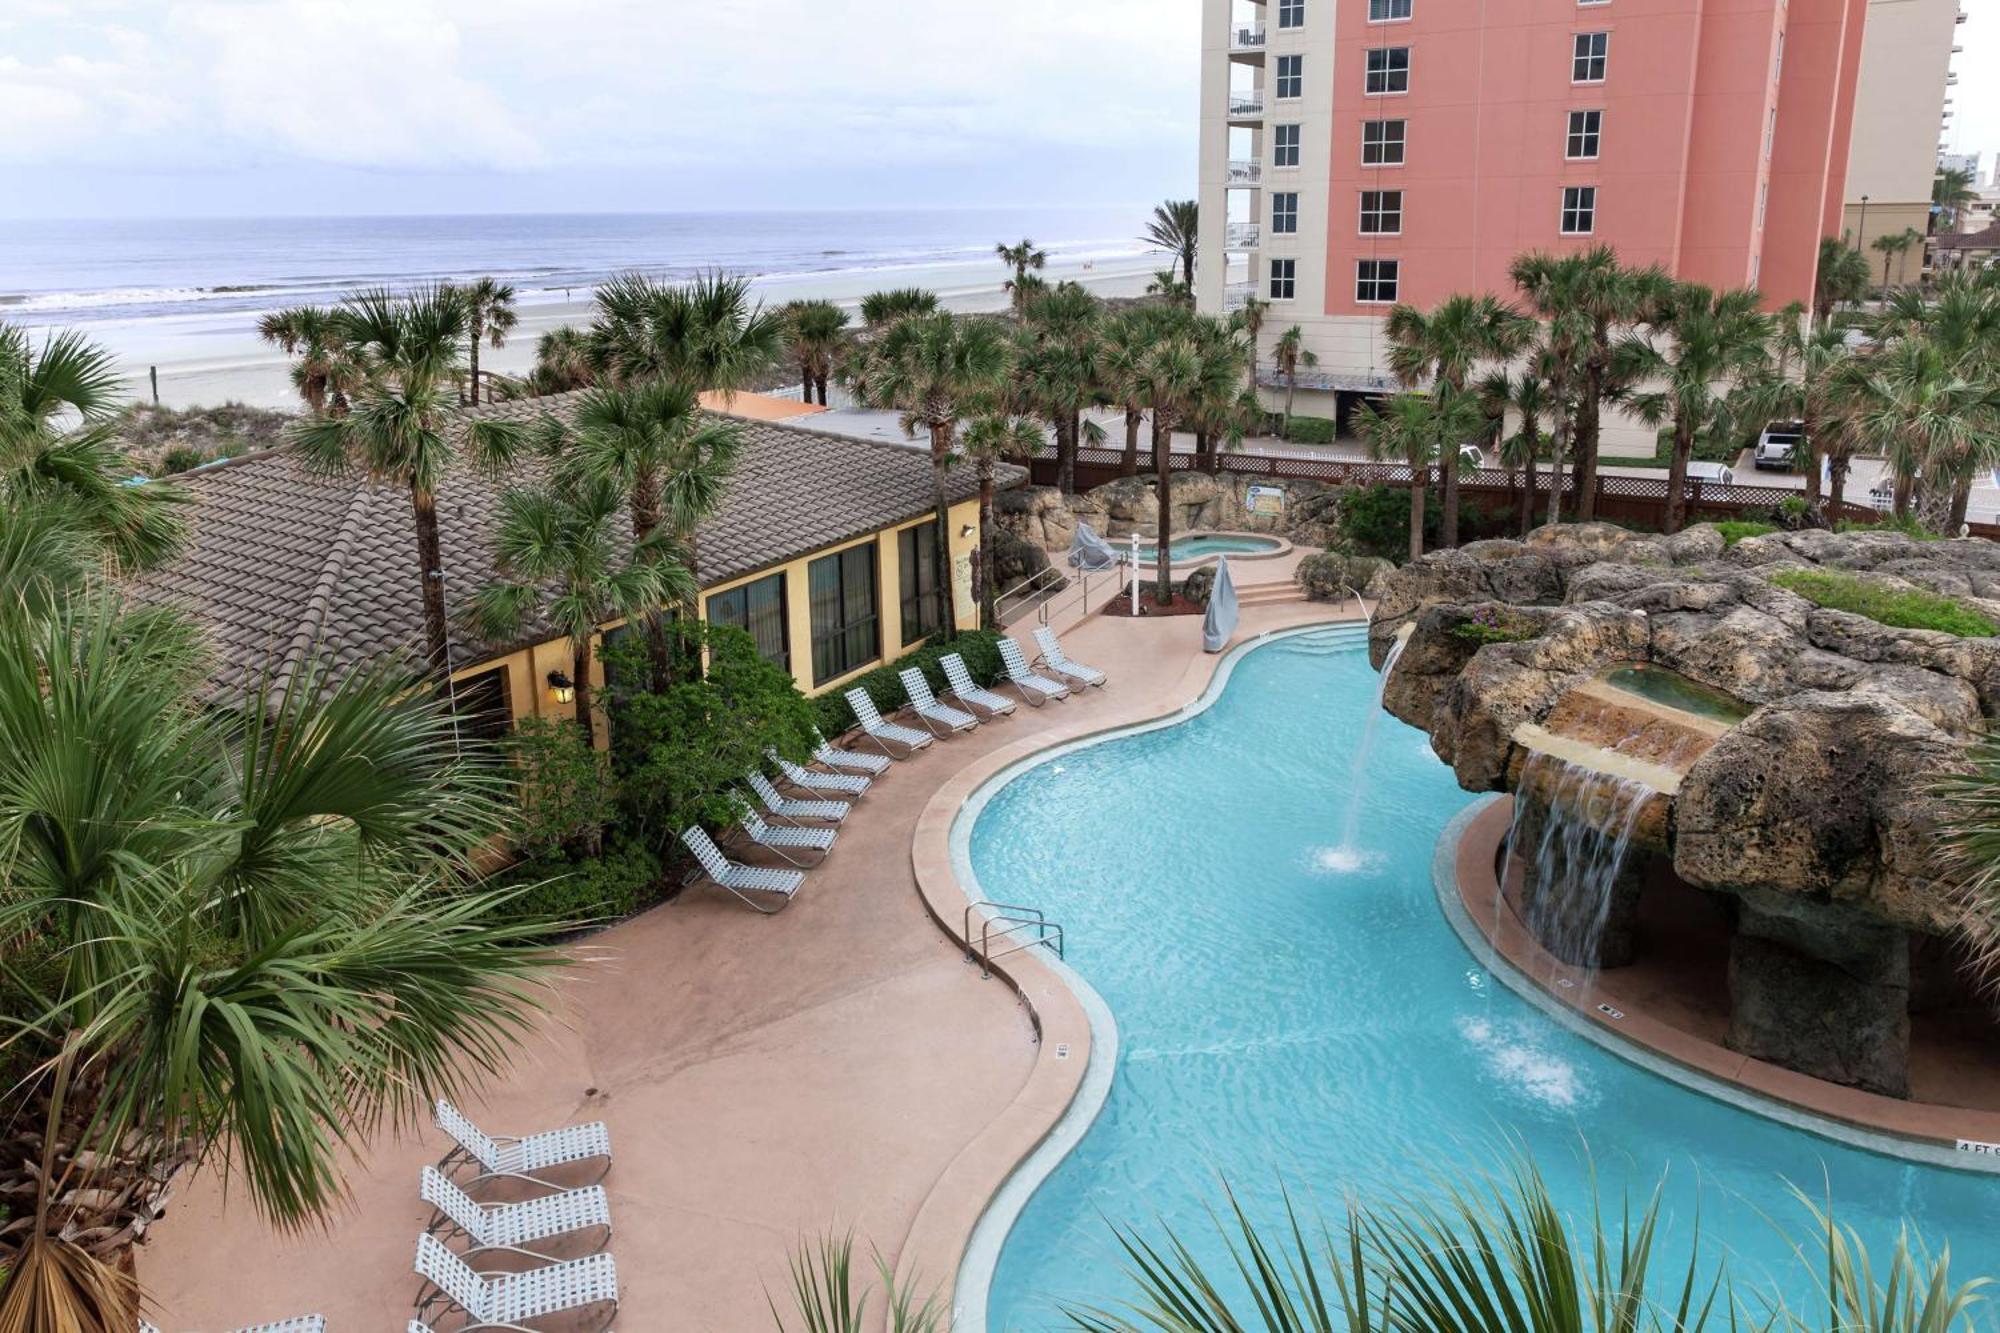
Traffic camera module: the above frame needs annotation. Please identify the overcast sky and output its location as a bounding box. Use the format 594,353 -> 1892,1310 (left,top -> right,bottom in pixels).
3,0 -> 1995,221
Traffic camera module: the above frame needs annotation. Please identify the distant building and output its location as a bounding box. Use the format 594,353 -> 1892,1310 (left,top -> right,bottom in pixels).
1842,0 -> 1962,282
1197,0 -> 1869,455
1938,151 -> 1981,180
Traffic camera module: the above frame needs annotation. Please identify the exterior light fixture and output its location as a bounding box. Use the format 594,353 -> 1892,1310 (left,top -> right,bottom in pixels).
547,670 -> 576,705
961,523 -> 976,538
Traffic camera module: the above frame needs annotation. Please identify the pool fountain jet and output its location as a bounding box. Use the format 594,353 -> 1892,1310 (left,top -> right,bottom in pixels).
1329,626 -> 1413,866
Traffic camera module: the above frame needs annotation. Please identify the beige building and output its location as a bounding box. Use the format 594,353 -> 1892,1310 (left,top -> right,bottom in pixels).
1843,0 -> 1963,286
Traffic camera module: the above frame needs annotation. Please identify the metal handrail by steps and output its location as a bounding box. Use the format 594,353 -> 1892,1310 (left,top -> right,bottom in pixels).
963,901 -> 1066,979
994,565 -> 1065,624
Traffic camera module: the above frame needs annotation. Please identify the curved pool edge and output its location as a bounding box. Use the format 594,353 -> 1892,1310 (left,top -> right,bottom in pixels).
1135,529 -> 1297,568
1433,798 -> 2000,1177
899,618 -> 1367,1331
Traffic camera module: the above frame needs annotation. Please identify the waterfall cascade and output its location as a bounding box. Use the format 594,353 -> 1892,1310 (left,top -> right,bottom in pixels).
1501,752 -> 1655,970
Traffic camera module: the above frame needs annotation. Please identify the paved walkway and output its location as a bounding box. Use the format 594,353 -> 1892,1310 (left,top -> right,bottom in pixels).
138,558 -> 1340,1332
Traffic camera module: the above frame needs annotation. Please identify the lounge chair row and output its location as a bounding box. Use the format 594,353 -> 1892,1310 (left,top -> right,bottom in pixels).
679,631 -> 1106,913
412,1100 -> 619,1333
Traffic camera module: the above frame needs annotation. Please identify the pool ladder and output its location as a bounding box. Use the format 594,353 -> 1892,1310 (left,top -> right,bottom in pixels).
963,901 -> 1066,979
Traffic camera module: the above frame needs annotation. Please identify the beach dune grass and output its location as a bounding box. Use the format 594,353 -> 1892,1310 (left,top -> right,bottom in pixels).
1771,568 -> 1998,638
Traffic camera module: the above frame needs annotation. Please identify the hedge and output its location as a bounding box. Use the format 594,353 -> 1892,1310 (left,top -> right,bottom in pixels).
1284,415 -> 1338,444
486,836 -> 666,929
812,628 -> 1010,737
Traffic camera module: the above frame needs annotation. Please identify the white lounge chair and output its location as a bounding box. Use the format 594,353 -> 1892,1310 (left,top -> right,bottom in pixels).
144,1322 -> 325,1333
681,826 -> 803,913
745,770 -> 850,824
845,688 -> 934,756
414,1233 -> 618,1333
997,638 -> 1070,706
768,747 -> 871,798
813,727 -> 891,776
737,807 -> 837,866
1034,627 -> 1107,688
941,652 -> 1016,718
421,1165 -> 612,1263
899,669 -> 978,736
434,1099 -> 611,1194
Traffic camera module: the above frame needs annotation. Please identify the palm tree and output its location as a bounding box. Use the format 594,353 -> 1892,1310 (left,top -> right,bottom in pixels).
529,325 -> 597,395
474,474 -> 697,754
1359,392 -> 1482,561
1020,282 -> 1104,495
1098,309 -> 1160,478
1480,356 -> 1554,536
859,287 -> 941,329
588,270 -> 782,393
1622,282 -> 1775,533
1873,272 -> 2000,523
292,285 -> 520,673
460,277 -> 519,406
997,238 -> 1050,314
1872,228 -> 1926,291
1747,319 -> 1862,507
562,379 -> 744,566
851,313 -> 1015,638
1233,294 -> 1270,390
1268,325 -> 1317,440
1385,294 -> 1534,544
0,323 -> 187,571
1128,316 -> 1242,604
781,299 -> 850,405
1143,200 -> 1200,291
1847,336 -> 2000,532
960,415 -> 1045,626
0,591 -> 558,1327
1145,268 -> 1194,307
1934,167 -> 1978,232
1815,236 -> 1871,323
1510,252 -> 1596,525
257,305 -> 361,415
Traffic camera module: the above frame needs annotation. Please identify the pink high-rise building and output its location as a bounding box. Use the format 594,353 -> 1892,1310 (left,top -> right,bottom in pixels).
1197,0 -> 1872,450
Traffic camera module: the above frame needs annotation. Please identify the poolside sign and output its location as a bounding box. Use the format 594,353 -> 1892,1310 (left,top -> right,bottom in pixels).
1957,1138 -> 2000,1155
1247,485 -> 1285,516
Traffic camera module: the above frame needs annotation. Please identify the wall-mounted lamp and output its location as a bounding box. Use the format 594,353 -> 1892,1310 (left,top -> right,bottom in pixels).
960,523 -> 976,538
547,670 -> 576,706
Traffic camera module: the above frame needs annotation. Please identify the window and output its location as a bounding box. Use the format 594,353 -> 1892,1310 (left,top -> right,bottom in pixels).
1765,106 -> 1777,157
1561,185 -> 1597,234
1274,124 -> 1302,168
1362,118 -> 1407,165
1757,180 -> 1768,228
1355,259 -> 1399,303
1572,32 -> 1608,82
1565,109 -> 1601,159
808,543 -> 879,685
898,520 -> 945,645
450,667 -> 513,747
1276,54 -> 1304,99
1269,258 -> 1298,300
1368,0 -> 1412,18
1272,192 -> 1300,234
1359,189 -> 1403,234
706,571 -> 789,670
1278,0 -> 1305,28
1365,47 -> 1410,94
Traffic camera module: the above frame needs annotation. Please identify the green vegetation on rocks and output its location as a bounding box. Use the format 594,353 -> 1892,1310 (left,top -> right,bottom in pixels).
1714,520 -> 1779,547
1770,568 -> 1997,638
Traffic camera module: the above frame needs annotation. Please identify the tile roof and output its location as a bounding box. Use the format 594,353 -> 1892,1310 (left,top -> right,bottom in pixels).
1933,223 -> 2000,251
134,392 -> 1023,694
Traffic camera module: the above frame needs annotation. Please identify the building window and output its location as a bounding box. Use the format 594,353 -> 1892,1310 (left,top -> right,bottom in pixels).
1272,192 -> 1300,234
1356,259 -> 1399,303
898,520 -> 945,646
1368,0 -> 1412,19
1278,0 -> 1305,28
1757,180 -> 1768,228
1565,109 -> 1601,160
1276,54 -> 1304,99
450,667 -> 514,747
1274,123 -> 1302,168
1561,185 -> 1597,235
1359,189 -> 1403,234
1270,258 -> 1298,300
1572,32 -> 1608,83
1362,118 -> 1407,165
1765,106 -> 1777,157
808,543 -> 880,685
1365,47 -> 1410,95
706,571 -> 789,670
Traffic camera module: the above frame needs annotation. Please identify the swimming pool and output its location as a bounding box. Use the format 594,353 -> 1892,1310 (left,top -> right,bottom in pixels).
968,626 -> 1996,1329
1133,534 -> 1284,563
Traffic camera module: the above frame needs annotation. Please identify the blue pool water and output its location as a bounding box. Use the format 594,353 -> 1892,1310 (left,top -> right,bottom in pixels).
971,627 -> 1997,1330
1134,535 -> 1283,562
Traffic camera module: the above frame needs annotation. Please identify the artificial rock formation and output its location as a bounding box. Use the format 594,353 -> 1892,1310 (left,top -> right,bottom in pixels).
995,474 -> 1348,553
1372,524 -> 2000,1098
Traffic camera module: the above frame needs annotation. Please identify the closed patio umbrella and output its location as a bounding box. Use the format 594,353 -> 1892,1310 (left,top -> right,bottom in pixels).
1203,556 -> 1238,653
1069,522 -> 1121,571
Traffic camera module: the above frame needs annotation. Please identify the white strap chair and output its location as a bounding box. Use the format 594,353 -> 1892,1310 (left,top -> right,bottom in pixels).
414,1233 -> 617,1333
745,770 -> 850,824
844,689 -> 934,756
434,1099 -> 611,1194
681,826 -> 804,913
1034,626 -> 1107,687
997,638 -> 1071,705
767,747 -> 872,797
421,1165 -> 612,1263
941,652 -> 1017,717
899,669 -> 978,736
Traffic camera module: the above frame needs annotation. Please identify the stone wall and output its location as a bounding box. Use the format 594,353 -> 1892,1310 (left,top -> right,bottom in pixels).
995,473 -> 1349,554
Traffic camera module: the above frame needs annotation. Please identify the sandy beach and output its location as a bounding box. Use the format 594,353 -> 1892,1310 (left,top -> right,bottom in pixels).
66,251 -> 1162,411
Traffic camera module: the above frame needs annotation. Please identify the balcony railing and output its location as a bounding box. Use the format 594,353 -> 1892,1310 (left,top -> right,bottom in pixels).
1224,283 -> 1258,311
1227,92 -> 1266,119
1254,365 -> 1402,395
1229,19 -> 1267,50
1225,159 -> 1262,185
1226,222 -> 1262,250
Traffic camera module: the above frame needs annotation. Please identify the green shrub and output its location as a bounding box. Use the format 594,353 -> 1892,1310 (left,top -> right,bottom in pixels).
509,717 -> 618,860
810,629 -> 1008,737
489,836 -> 664,928
1336,484 -> 1439,563
1714,520 -> 1779,548
1450,605 -> 1541,646
1770,569 -> 1997,637
1836,512 -> 1944,542
157,444 -> 208,475
1283,415 -> 1337,444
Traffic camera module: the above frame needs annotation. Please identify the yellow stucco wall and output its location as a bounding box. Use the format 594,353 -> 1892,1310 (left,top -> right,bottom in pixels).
449,498 -> 986,733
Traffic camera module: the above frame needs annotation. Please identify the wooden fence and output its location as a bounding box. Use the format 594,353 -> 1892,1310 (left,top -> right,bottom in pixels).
1026,447 -> 2000,540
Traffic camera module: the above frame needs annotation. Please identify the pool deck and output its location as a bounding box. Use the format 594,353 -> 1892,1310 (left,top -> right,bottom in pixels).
1454,798 -> 2000,1157
138,553 -> 1352,1331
